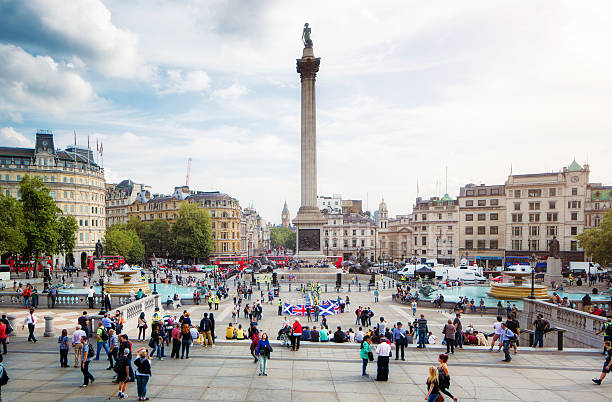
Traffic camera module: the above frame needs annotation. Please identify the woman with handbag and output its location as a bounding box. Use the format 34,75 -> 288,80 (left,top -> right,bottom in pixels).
256,332 -> 272,376
359,335 -> 373,377
137,313 -> 147,341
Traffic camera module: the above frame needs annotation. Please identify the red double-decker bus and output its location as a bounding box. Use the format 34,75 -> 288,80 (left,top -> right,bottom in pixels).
328,256 -> 343,269
268,255 -> 291,268
210,256 -> 248,270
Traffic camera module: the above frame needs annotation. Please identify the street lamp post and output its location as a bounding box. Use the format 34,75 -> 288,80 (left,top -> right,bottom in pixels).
529,253 -> 537,299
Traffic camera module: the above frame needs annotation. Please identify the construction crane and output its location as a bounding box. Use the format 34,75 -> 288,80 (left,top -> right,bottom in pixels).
185,157 -> 192,187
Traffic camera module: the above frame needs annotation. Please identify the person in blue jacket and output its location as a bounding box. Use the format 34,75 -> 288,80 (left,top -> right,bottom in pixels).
256,332 -> 272,376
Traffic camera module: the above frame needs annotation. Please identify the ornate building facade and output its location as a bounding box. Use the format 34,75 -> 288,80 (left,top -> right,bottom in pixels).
105,179 -> 151,227
0,130 -> 106,268
281,201 -> 291,228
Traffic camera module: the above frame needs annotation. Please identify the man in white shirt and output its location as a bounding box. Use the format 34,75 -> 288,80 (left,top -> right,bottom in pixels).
375,338 -> 392,381
22,308 -> 37,342
72,325 -> 87,367
490,316 -> 504,352
87,286 -> 95,309
355,327 -> 365,343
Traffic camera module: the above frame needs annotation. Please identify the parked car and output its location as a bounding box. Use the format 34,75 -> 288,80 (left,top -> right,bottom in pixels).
63,265 -> 81,273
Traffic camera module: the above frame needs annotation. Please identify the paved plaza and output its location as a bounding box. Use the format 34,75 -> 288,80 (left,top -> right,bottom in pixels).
1,283 -> 610,401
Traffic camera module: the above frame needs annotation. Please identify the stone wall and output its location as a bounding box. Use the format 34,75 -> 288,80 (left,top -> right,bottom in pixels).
518,298 -> 606,348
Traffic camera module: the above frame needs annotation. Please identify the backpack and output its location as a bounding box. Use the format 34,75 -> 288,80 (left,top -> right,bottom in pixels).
114,355 -> 127,374
100,328 -> 109,341
437,368 -> 450,389
87,343 -> 94,358
605,323 -> 612,337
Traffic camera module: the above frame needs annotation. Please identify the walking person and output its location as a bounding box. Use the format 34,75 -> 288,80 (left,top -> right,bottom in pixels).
72,325 -> 86,368
592,340 -> 612,385
95,321 -> 110,360
443,319 -> 456,354
375,337 -> 391,381
80,336 -> 95,388
412,300 -> 417,316
256,332 -> 272,376
291,318 -> 302,351
360,335 -> 372,377
58,329 -> 70,367
393,322 -> 406,361
108,329 -> 119,370
250,328 -> 260,363
87,286 -> 95,309
500,322 -> 516,362
110,349 -> 130,399
489,316 -> 504,352
595,316 -> 612,354
438,354 -> 458,402
425,366 -> 441,402
453,313 -> 463,349
134,348 -> 152,401
22,308 -> 37,342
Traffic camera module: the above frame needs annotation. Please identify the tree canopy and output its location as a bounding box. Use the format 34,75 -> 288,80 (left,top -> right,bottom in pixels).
103,225 -> 145,265
0,191 -> 26,256
168,202 -> 214,263
578,209 -> 612,266
270,227 -> 296,251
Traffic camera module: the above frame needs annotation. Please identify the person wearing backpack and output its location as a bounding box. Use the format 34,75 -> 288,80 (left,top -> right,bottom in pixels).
95,321 -> 110,360
110,349 -> 130,399
596,316 -> 612,355
80,335 -> 95,387
438,353 -> 458,402
58,329 -> 70,367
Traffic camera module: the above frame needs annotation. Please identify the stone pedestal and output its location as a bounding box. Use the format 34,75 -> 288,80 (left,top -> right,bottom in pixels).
43,316 -> 55,337
544,257 -> 563,286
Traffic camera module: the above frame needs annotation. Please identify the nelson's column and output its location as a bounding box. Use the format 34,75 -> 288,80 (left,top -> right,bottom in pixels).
293,23 -> 326,259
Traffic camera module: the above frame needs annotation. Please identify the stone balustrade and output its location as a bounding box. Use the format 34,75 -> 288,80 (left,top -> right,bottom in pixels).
0,291 -> 139,309
519,298 -> 606,348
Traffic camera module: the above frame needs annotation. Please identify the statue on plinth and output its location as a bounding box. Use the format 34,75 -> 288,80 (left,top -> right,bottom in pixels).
302,23 -> 313,48
95,240 -> 104,258
548,236 -> 560,259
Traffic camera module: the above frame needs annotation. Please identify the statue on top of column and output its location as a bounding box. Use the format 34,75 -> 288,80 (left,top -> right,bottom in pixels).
302,23 -> 313,48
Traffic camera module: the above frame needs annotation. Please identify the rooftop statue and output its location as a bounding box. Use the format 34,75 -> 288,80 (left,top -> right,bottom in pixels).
302,23 -> 313,48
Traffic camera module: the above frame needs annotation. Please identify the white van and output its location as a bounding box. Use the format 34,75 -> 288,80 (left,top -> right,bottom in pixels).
569,261 -> 601,275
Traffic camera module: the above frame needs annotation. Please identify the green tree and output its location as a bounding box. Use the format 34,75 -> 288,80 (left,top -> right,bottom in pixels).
0,191 -> 26,256
103,225 -> 145,265
578,209 -> 612,266
125,216 -> 147,239
169,203 -> 214,263
270,227 -> 296,251
144,219 -> 170,258
20,176 -> 61,276
57,215 -> 78,256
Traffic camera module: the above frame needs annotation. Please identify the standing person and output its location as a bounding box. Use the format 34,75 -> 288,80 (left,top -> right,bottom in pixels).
411,300 -> 417,316
500,322 -> 516,362
87,286 -> 95,309
595,316 -> 612,354
277,299 -> 282,316
373,289 -> 379,303
134,348 -> 152,401
291,318 -> 302,351
250,329 -> 260,363
72,325 -> 86,368
78,311 -> 90,338
393,322 -> 406,361
453,313 -> 463,349
95,321 -> 110,360
438,354 -> 458,402
360,335 -> 372,377
137,313 -> 147,341
416,314 -> 428,349
425,366 -> 440,402
375,337 -> 391,381
443,319 -> 456,354
256,332 -> 272,376
22,308 -> 37,342
489,316 -> 504,352
505,313 -> 521,355
593,340 -> 612,385
58,329 -> 70,367
532,314 -> 549,348
199,313 -> 213,348
108,329 -> 119,370
170,324 -> 181,359
0,318 -> 7,355
180,324 -> 192,359
80,336 -> 95,388
209,312 -> 216,343
49,287 -> 58,309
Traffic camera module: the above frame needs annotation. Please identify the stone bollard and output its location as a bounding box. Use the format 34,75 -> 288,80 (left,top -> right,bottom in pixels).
325,283 -> 328,293
348,283 -> 351,292
44,316 -> 55,337
7,315 -> 16,337
289,283 -> 292,292
383,282 -> 386,289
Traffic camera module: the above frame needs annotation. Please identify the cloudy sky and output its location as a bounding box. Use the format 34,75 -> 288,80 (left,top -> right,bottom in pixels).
1,0 -> 611,224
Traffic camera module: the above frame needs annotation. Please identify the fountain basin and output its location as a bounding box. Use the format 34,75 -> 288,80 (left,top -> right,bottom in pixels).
487,283 -> 549,300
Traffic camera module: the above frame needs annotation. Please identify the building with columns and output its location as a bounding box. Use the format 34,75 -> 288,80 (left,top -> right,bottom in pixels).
503,161 -> 588,266
322,211 -> 376,261
457,183 -> 506,269
0,130 -> 106,269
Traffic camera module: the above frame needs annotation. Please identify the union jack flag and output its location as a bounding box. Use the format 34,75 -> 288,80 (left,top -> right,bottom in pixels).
283,303 -> 307,316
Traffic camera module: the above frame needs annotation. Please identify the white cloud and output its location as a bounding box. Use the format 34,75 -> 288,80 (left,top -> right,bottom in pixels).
0,127 -> 33,147
0,0 -> 145,78
153,69 -> 211,95
212,83 -> 248,100
0,44 -> 94,115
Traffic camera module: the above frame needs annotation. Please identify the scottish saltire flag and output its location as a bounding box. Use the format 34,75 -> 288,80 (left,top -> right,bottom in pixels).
319,302 -> 340,316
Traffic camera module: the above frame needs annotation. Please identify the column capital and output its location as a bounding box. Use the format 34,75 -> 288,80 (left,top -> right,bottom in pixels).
296,57 -> 321,80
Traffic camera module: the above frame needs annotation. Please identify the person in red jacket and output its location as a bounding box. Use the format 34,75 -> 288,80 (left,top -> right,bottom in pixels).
291,318 -> 302,351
